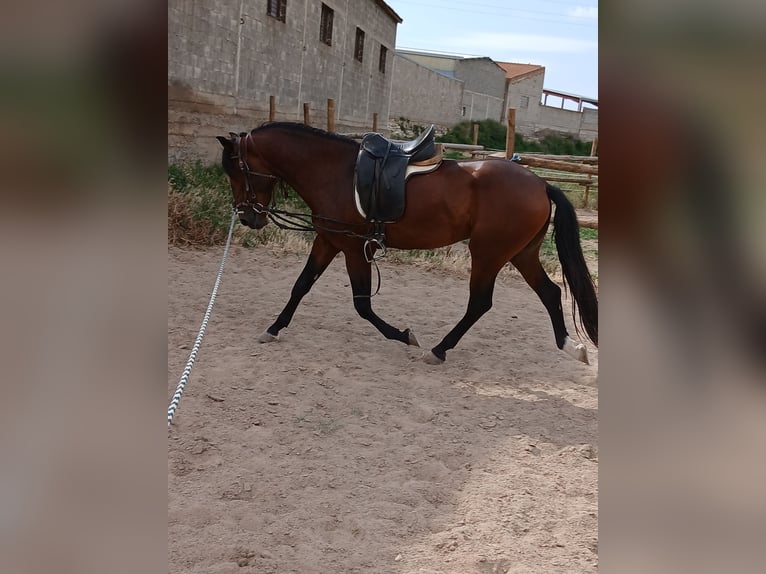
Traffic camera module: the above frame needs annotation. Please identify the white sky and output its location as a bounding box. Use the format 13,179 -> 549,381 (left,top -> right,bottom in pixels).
384,0 -> 598,100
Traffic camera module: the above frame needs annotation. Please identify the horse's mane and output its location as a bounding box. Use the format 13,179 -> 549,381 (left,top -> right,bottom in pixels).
252,121 -> 359,146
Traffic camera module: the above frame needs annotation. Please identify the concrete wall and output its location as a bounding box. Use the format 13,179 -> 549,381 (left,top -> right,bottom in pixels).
462,91 -> 504,122
454,58 -> 506,121
454,58 -> 506,100
388,54 -> 463,130
503,70 -> 545,137
395,52 -> 459,77
579,108 -> 599,141
500,69 -> 598,142
168,0 -> 398,162
392,53 -> 507,123
531,105 -> 599,142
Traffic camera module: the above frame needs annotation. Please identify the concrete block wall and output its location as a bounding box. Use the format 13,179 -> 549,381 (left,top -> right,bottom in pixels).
504,71 -> 546,137
396,52 -> 459,76
336,0 -> 398,126
455,58 -> 506,100
533,105 -> 599,142
579,108 -> 599,141
463,90 -> 504,122
168,2 -> 598,161
169,0 -> 398,162
388,54 -> 463,130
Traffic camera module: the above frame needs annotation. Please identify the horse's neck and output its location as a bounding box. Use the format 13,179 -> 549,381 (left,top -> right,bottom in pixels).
264,133 -> 353,209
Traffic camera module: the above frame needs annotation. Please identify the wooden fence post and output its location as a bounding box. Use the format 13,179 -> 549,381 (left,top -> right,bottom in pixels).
269,95 -> 275,121
327,98 -> 335,132
303,103 -> 310,126
472,123 -> 479,146
590,136 -> 598,156
505,108 -> 516,159
372,112 -> 378,132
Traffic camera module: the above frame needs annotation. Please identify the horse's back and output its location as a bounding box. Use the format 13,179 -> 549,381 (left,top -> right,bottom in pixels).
388,159 -> 550,250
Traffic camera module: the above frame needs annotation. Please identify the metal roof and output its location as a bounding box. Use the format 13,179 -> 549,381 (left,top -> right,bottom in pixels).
542,88 -> 598,107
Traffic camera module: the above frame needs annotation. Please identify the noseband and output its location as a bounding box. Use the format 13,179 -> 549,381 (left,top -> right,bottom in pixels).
229,131 -> 278,215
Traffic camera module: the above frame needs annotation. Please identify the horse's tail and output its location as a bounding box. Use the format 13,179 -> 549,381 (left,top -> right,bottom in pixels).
546,183 -> 598,346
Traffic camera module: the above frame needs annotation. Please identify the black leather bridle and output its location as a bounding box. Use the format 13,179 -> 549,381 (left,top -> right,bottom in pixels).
228,131 -> 278,215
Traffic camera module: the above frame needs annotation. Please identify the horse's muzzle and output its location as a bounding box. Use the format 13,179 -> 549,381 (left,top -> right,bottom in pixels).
239,211 -> 268,229
238,208 -> 268,229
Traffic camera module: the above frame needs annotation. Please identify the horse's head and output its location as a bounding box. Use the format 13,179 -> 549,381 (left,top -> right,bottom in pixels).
216,132 -> 277,229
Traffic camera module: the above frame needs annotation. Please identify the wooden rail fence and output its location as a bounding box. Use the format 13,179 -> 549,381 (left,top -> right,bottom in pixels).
262,98 -> 598,222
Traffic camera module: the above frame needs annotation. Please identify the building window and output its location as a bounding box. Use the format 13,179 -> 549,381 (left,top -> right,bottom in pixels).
267,0 -> 286,22
462,106 -> 466,117
354,27 -> 365,62
378,45 -> 388,73
320,3 -> 334,46
520,95 -> 529,108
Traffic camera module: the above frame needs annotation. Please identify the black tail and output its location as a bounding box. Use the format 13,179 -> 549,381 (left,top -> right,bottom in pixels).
546,184 -> 598,346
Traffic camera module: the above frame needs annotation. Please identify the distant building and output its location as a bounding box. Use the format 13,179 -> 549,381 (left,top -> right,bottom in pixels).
389,48 -> 597,142
496,62 -> 546,128
394,49 -> 506,123
168,3 -> 597,160
388,52 -> 464,131
168,0 -> 402,161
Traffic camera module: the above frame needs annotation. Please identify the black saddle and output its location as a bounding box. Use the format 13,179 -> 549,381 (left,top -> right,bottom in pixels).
354,125 -> 437,222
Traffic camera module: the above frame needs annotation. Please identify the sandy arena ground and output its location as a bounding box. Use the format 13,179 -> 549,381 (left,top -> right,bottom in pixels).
168,244 -> 598,573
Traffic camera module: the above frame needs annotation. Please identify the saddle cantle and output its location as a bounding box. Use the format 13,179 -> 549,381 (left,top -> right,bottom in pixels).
354,125 -> 443,222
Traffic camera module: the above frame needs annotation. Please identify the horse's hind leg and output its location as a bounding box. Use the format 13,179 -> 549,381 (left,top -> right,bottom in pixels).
344,249 -> 419,346
426,252 -> 507,364
259,234 -> 339,342
511,245 -> 589,364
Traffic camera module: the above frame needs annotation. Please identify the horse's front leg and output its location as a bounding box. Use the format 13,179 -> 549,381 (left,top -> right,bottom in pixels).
258,234 -> 340,342
344,249 -> 420,347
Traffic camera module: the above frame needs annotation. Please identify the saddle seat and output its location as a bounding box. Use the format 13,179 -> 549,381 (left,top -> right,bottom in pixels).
354,125 -> 443,222
397,125 -> 437,160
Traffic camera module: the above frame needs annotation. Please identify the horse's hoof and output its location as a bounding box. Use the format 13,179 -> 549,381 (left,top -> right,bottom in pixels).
422,351 -> 445,365
563,336 -> 589,364
257,331 -> 279,344
406,328 -> 420,347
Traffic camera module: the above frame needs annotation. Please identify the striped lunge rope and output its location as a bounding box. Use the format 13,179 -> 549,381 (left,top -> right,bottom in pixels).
168,209 -> 237,429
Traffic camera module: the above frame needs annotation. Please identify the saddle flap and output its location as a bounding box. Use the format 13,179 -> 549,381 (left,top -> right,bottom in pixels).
354,125 -> 440,223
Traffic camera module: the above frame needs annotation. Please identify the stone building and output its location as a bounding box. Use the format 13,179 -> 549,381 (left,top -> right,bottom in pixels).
168,3 -> 597,160
168,0 -> 402,161
393,49 -> 507,123
389,49 -> 598,142
387,53 -> 464,132
497,62 -> 546,136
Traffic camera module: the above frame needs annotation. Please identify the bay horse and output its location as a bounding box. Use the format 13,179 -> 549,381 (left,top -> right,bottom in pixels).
216,122 -> 597,364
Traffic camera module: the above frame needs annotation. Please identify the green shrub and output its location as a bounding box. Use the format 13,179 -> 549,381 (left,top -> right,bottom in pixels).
438,119 -> 508,150
517,134 -> 593,156
437,119 -> 594,155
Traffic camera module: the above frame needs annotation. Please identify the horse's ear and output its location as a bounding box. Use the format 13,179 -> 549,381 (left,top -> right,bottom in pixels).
216,135 -> 232,150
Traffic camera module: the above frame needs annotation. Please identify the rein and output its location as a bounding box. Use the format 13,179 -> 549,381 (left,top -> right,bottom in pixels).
264,206 -> 383,298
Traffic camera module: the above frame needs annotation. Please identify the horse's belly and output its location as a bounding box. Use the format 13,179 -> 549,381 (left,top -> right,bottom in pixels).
385,214 -> 470,250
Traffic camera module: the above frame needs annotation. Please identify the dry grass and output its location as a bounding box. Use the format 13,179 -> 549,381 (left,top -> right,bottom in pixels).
167,184 -> 229,246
